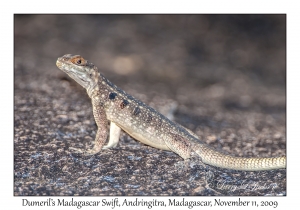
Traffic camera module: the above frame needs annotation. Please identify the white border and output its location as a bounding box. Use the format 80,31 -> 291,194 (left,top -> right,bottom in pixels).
3,0 -> 299,209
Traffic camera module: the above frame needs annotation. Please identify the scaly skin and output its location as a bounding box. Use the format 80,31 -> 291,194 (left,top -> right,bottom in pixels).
56,54 -> 286,171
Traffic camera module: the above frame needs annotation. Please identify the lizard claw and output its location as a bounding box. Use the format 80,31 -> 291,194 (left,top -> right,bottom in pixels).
83,148 -> 101,156
69,147 -> 85,154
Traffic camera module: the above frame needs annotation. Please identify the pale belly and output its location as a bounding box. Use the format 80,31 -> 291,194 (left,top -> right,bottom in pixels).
117,123 -> 171,151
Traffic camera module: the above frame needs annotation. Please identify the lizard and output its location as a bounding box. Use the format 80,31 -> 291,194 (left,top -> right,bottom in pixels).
56,54 -> 286,171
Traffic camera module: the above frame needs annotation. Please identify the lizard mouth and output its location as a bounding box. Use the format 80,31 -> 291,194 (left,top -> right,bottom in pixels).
56,59 -> 72,74
56,59 -> 63,69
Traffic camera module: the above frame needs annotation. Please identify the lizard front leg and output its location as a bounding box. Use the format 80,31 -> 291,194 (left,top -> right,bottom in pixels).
83,101 -> 109,156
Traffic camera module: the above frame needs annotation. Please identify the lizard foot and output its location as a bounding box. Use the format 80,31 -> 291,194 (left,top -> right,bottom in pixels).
83,147 -> 101,156
174,159 -> 190,173
69,147 -> 101,156
102,143 -> 117,150
68,147 -> 86,154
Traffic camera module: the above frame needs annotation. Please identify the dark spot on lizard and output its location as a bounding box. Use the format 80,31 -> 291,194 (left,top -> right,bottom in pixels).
133,107 -> 141,116
145,113 -> 152,123
156,118 -> 162,127
127,95 -> 134,100
108,92 -> 117,100
120,100 -> 129,109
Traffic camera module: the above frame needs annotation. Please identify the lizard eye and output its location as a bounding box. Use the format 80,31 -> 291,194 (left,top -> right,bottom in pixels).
70,57 -> 86,66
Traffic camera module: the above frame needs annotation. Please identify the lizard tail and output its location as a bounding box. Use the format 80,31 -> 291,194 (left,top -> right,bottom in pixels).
193,143 -> 286,171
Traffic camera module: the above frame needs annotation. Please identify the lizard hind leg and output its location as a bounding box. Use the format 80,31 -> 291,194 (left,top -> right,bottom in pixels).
163,132 -> 195,173
102,122 -> 121,149
164,132 -> 192,160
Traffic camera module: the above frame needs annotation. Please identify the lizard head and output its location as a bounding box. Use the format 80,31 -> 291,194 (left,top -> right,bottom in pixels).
56,54 -> 99,91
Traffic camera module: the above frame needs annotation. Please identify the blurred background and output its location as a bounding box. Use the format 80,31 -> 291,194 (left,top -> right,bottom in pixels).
15,15 -> 285,87
14,15 -> 286,196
